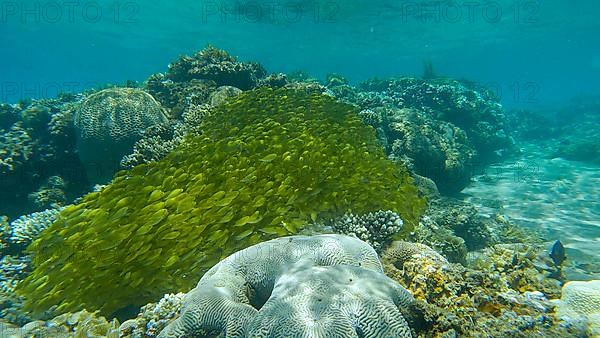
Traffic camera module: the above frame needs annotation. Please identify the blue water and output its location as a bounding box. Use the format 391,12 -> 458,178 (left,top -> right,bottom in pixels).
2,1 -> 600,335
2,0 -> 600,108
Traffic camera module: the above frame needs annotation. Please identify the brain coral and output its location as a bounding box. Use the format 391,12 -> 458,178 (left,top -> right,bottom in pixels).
158,234 -> 415,338
19,87 -> 425,317
555,280 -> 600,335
74,88 -> 168,183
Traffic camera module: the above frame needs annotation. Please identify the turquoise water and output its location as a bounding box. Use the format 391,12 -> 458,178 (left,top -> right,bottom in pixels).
2,1 -> 600,106
2,1 -> 600,336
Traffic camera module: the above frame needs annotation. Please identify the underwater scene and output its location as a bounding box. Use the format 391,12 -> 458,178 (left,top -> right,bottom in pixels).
1,0 -> 600,337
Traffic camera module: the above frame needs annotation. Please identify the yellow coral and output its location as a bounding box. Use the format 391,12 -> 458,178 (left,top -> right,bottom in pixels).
18,88 -> 425,316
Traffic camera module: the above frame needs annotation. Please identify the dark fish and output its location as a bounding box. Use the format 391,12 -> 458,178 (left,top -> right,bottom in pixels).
549,240 -> 566,268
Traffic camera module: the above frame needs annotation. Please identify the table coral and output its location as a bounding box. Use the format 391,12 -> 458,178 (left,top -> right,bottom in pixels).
18,87 -> 425,317
157,234 -> 415,338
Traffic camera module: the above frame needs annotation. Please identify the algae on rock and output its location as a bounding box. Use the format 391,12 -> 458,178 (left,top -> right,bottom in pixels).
19,87 -> 425,317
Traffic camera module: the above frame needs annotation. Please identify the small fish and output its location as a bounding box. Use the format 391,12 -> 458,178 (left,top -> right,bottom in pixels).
549,240 -> 566,268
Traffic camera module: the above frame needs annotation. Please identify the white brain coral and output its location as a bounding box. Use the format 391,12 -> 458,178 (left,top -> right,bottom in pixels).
557,280 -> 600,317
158,234 -> 415,338
555,280 -> 600,336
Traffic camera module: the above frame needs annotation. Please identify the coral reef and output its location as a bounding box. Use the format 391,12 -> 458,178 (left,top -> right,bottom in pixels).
408,197 -> 535,264
505,108 -> 562,140
166,45 -> 266,90
122,102 -> 216,169
18,88 -> 425,317
382,241 -> 448,271
553,114 -> 600,164
1,94 -> 100,218
74,88 -> 169,183
382,241 -> 583,337
359,77 -> 514,161
182,103 -> 212,129
329,210 -> 404,252
424,198 -> 493,251
157,234 -> 415,338
465,243 -> 563,297
411,213 -> 468,264
358,108 -> 383,127
20,104 -> 51,133
554,280 -> 600,336
328,77 -> 512,194
384,107 -> 477,194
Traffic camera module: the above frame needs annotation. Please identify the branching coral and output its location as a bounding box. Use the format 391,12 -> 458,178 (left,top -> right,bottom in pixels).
18,87 -> 425,317
329,210 -> 404,252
